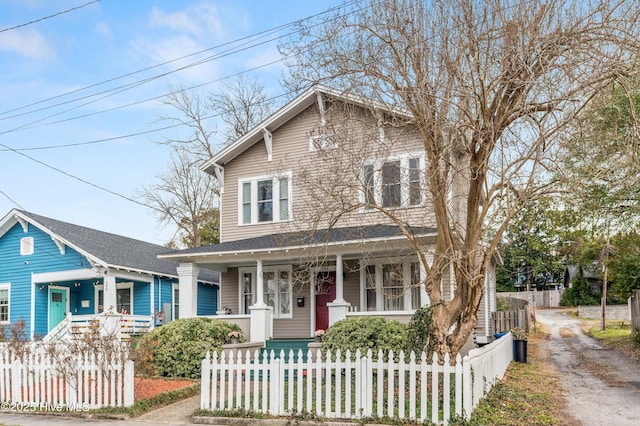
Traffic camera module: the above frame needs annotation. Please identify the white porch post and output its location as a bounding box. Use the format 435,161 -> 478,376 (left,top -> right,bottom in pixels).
420,258 -> 430,307
250,259 -> 272,342
327,254 -> 350,326
104,273 -> 117,313
177,263 -> 200,318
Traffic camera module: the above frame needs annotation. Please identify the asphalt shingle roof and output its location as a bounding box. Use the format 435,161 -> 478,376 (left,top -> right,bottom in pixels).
167,224 -> 437,255
17,210 -> 218,283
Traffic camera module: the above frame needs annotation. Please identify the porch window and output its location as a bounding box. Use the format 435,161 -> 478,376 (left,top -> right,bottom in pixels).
382,264 -> 404,310
365,265 -> 376,311
242,271 -> 254,314
362,259 -> 421,311
362,155 -> 424,209
238,173 -> 292,225
95,283 -> 133,314
0,284 -> 9,323
173,285 -> 180,320
239,266 -> 292,318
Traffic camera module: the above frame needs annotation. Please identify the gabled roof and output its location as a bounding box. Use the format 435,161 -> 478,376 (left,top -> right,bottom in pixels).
0,209 -> 218,283
201,85 -> 412,173
159,224 -> 437,265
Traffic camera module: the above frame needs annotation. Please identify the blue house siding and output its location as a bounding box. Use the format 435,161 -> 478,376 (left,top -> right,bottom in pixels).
197,283 -> 218,316
155,277 -> 176,323
0,222 -> 89,336
133,281 -> 150,315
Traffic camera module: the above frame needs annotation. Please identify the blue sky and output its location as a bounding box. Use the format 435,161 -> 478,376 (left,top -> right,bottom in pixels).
0,0 -> 336,246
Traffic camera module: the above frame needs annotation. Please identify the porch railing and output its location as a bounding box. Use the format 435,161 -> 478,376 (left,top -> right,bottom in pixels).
43,313 -> 153,343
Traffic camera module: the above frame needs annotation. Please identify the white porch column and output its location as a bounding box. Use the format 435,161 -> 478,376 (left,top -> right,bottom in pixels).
420,259 -> 430,307
177,263 -> 200,318
104,273 -> 117,313
327,254 -> 350,326
250,259 -> 272,342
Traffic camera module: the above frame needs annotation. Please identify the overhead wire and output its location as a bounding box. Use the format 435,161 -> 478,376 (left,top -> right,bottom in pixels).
0,0 -> 100,34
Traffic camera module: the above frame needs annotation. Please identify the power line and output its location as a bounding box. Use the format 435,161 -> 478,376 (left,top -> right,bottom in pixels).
0,0 -> 359,119
0,1 -> 100,33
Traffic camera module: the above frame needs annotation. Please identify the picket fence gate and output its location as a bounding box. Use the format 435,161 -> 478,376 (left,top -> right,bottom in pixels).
0,349 -> 134,409
201,334 -> 513,424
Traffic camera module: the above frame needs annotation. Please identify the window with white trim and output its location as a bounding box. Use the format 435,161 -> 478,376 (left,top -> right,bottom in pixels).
95,282 -> 133,314
238,265 -> 292,318
361,259 -> 422,311
239,173 -> 291,225
20,237 -> 34,255
172,284 -> 180,320
0,284 -> 9,323
362,155 -> 424,208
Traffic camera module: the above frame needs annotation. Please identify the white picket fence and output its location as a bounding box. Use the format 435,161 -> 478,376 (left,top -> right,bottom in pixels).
201,333 -> 513,424
0,347 -> 134,409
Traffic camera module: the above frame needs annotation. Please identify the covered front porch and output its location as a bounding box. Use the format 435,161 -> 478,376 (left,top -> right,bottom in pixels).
162,225 -> 439,345
30,267 -> 174,340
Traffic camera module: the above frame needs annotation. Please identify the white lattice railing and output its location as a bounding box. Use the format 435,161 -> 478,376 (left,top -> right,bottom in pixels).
43,313 -> 153,343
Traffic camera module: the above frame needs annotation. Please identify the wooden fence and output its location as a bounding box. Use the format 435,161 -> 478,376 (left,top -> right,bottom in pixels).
492,297 -> 531,334
201,334 -> 514,424
0,347 -> 134,409
631,290 -> 640,335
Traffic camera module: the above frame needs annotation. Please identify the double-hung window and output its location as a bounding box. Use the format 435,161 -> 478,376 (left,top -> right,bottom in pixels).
361,259 -> 423,311
362,155 -> 424,208
239,173 -> 291,225
0,284 -> 9,323
239,266 -> 292,318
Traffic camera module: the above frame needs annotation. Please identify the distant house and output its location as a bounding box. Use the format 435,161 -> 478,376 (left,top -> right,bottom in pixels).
159,85 -> 499,345
0,209 -> 218,339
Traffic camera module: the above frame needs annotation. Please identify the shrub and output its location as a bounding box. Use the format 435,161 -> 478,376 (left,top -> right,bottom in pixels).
560,277 -> 599,306
321,317 -> 408,360
135,318 -> 242,379
406,305 -> 433,355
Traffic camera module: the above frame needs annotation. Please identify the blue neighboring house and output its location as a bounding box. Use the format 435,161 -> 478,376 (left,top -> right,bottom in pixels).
0,209 -> 219,339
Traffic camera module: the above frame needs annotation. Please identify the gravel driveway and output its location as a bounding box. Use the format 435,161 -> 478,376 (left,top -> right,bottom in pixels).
536,309 -> 640,426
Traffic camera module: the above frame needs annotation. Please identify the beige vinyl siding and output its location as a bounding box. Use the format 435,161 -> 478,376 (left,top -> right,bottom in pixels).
273,281 -> 311,338
219,268 -> 240,314
219,102 -> 437,243
343,270 -> 361,311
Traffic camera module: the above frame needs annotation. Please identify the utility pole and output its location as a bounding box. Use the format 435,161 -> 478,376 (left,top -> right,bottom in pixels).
600,237 -> 610,331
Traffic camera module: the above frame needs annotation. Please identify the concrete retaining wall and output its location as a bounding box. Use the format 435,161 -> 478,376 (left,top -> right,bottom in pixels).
577,304 -> 629,321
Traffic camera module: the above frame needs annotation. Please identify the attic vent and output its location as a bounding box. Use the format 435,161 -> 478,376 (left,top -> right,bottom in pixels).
20,237 -> 34,256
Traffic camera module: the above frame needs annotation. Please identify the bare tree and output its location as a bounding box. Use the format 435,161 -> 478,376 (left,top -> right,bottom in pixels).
281,0 -> 640,356
142,77 -> 276,247
139,149 -> 219,247
210,75 -> 276,145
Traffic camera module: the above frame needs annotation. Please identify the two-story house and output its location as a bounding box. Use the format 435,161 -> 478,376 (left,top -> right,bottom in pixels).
159,85 -> 497,345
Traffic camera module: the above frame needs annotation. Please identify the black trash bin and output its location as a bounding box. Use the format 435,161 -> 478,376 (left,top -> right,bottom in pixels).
514,339 -> 527,363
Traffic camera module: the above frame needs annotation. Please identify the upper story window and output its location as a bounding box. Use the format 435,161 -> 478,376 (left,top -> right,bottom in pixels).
20,237 -> 34,255
239,173 -> 291,225
362,154 -> 424,209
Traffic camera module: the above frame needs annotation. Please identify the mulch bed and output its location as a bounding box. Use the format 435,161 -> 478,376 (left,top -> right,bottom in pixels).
134,377 -> 197,400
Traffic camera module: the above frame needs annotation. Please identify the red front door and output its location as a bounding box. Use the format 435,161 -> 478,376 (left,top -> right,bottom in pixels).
315,272 -> 336,332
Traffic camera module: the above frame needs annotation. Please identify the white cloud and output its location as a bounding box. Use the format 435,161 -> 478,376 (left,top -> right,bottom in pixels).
0,28 -> 54,59
94,21 -> 112,39
148,2 -> 225,39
